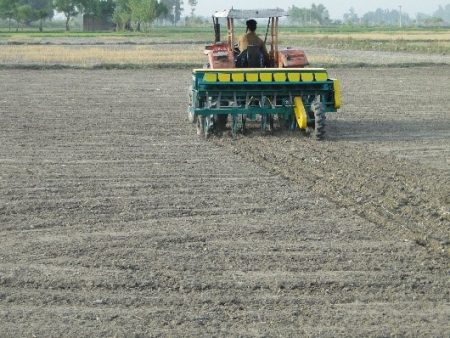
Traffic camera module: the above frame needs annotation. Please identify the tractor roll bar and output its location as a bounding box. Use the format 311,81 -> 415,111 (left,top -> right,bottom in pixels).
213,8 -> 287,19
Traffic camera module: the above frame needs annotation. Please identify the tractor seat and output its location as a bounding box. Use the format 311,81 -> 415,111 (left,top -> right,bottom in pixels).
236,45 -> 264,68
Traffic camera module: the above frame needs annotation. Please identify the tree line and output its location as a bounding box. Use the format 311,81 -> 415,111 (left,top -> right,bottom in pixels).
341,5 -> 450,27
288,4 -> 450,27
0,0 -> 53,31
0,0 -> 190,31
1,1 -> 449,32
287,4 -> 331,26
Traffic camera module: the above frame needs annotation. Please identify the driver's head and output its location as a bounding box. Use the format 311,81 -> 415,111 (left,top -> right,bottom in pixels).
246,19 -> 257,32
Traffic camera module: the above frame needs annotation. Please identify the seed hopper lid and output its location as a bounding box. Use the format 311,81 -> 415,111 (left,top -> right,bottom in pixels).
213,8 -> 287,19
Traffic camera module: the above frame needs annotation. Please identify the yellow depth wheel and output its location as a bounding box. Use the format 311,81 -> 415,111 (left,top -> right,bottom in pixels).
294,96 -> 308,129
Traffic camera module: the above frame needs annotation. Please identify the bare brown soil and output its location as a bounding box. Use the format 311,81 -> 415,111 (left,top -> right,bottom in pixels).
0,67 -> 449,337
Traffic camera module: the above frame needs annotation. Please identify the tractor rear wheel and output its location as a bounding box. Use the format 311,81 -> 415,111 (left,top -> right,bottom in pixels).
312,98 -> 326,140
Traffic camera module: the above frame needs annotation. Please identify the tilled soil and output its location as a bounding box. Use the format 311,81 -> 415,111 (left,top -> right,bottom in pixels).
0,67 -> 449,337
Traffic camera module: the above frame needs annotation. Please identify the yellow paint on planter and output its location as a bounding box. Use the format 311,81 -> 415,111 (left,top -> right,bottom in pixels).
218,73 -> 231,82
301,73 -> 314,82
314,72 -> 328,82
294,96 -> 308,129
288,73 -> 301,82
259,73 -> 273,82
203,73 -> 217,82
232,73 -> 245,82
332,79 -> 342,109
246,73 -> 259,82
274,73 -> 287,82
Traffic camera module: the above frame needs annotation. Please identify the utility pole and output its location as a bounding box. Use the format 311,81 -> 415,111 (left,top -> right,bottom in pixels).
399,5 -> 402,28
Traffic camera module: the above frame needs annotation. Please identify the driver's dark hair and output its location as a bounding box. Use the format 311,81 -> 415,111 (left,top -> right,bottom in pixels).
246,19 -> 257,32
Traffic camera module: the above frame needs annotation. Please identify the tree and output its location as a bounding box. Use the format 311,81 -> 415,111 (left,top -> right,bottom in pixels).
113,0 -> 168,31
433,4 -> 450,24
16,4 -> 33,29
54,0 -> 80,31
188,0 -> 196,17
156,1 -> 168,19
113,0 -> 173,30
423,16 -> 445,26
361,8 -> 411,27
129,0 -> 143,31
0,0 -> 54,31
98,0 -> 115,18
78,0 -> 99,16
160,0 -> 183,25
289,5 -> 304,25
313,4 -> 330,25
77,0 -> 114,17
287,5 -> 309,26
0,0 -> 19,31
112,0 -> 131,30
30,0 -> 54,31
343,7 -> 359,25
288,4 -> 330,26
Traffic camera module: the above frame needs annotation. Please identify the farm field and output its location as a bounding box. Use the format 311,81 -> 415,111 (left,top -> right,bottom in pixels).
0,28 -> 449,68
1,44 -> 450,68
0,63 -> 449,336
1,27 -> 449,43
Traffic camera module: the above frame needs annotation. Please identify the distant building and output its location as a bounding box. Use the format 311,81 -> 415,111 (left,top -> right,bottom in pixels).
83,15 -> 115,32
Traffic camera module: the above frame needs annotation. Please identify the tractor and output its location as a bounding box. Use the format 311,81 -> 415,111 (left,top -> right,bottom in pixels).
188,8 -> 341,140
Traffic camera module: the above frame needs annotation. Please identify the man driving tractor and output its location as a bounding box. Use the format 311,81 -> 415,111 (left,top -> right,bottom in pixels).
238,19 -> 270,67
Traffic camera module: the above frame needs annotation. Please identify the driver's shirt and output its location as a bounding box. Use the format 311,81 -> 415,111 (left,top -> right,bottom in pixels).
239,31 -> 269,62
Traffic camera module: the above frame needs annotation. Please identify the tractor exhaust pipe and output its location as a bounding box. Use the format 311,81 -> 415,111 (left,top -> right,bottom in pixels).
212,17 -> 220,43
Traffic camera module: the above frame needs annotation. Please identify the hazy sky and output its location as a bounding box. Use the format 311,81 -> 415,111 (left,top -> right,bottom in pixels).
193,1 -> 448,19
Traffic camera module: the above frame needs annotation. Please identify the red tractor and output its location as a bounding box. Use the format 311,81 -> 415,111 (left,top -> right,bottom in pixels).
204,8 -> 309,69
